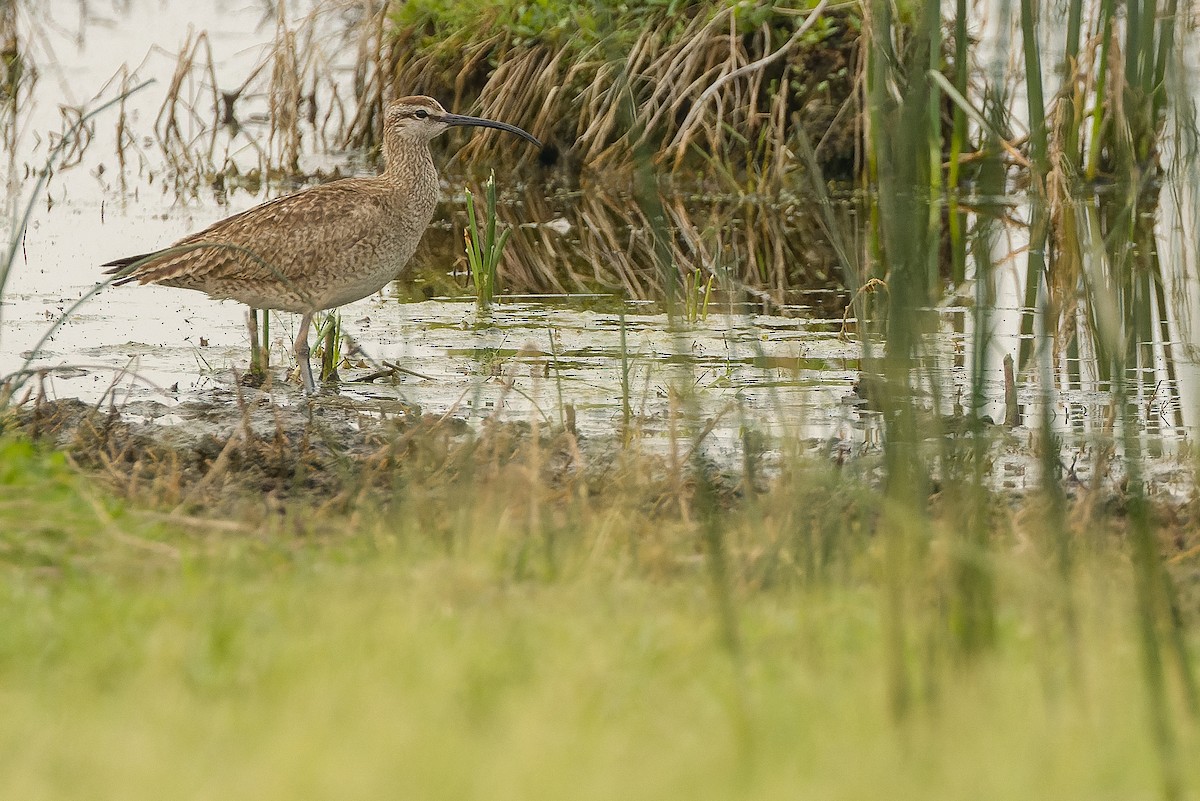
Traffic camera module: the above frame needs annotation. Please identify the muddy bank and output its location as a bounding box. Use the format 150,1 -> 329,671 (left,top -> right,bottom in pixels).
3,395 -> 759,518
5,396 -> 1196,525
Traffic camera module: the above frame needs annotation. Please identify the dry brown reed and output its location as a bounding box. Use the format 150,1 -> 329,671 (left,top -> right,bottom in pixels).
0,0 -> 25,152
153,0 -> 384,184
155,28 -> 222,190
268,3 -> 304,174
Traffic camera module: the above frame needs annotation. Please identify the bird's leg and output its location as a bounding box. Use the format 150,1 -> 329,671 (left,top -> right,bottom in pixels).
262,310 -> 270,369
294,312 -> 316,394
247,308 -> 265,378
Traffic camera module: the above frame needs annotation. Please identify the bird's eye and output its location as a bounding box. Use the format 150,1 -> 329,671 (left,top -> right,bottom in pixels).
414,109 -> 429,120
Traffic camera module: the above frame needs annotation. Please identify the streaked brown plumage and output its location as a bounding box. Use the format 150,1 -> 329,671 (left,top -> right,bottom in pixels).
103,96 -> 540,393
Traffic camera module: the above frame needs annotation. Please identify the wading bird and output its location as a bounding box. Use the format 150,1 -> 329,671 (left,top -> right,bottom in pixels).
103,96 -> 541,393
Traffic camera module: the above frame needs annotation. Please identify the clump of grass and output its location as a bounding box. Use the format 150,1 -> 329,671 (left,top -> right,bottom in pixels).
464,170 -> 510,309
843,0 -> 1197,777
445,188 -> 842,300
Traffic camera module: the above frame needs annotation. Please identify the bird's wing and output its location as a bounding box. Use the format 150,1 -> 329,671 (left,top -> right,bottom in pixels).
103,180 -> 390,288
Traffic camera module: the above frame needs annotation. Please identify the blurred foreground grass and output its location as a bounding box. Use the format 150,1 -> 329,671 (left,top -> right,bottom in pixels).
0,435 -> 1197,800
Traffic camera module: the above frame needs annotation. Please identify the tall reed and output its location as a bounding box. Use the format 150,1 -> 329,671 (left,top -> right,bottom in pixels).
863,0 -> 945,716
852,0 -> 1194,711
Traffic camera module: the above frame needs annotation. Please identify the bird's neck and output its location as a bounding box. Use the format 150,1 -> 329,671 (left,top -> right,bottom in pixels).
379,134 -> 441,229
382,135 -> 436,187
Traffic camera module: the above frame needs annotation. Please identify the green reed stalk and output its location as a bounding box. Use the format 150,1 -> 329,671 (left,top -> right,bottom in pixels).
1033,0 -> 1081,642
1105,2 -> 1176,379
248,308 -> 270,378
926,3 -> 943,292
464,171 -> 510,310
1065,0 -> 1083,63
947,0 -> 970,284
1059,0 -> 1084,170
866,0 -> 945,716
1035,267 -> 1077,664
262,311 -> 270,373
1050,0 -> 1085,397
683,270 -> 713,324
1115,360 -> 1193,801
1019,1 -> 1049,177
1125,1 -> 1152,164
1018,0 -> 1050,372
1151,0 -> 1178,126
1121,0 -> 1176,168
954,64 -> 1009,659
618,309 -> 632,433
1090,16 -> 1200,765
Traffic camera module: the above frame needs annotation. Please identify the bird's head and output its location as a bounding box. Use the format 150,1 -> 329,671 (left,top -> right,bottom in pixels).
384,96 -> 541,148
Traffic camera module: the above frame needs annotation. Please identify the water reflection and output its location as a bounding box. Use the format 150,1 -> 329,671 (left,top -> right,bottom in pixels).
414,186 -> 846,304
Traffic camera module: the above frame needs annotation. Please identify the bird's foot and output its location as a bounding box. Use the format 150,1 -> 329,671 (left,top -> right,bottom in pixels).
298,360 -> 319,396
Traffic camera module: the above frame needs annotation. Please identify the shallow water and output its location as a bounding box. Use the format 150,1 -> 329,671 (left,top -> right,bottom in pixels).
2,0 -> 1198,487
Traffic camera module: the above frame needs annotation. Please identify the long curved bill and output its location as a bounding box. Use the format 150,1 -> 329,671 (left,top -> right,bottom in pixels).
441,112 -> 542,148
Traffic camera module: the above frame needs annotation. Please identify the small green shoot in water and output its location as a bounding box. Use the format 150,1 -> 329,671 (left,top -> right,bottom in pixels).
464,170 -> 510,309
683,269 -> 714,323
315,311 -> 342,383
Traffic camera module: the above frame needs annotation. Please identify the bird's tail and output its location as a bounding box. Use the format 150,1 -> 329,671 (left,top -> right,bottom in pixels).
101,251 -> 161,286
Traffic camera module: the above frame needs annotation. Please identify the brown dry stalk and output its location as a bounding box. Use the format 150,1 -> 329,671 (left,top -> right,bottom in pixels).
155,29 -> 220,180
669,0 -> 832,163
269,6 -> 303,173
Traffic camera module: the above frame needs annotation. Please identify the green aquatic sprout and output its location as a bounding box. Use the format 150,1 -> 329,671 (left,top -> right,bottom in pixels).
683,269 -> 714,324
464,170 -> 511,309
314,311 -> 343,383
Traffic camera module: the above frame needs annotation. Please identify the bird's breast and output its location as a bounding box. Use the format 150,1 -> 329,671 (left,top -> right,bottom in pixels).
309,200 -> 436,311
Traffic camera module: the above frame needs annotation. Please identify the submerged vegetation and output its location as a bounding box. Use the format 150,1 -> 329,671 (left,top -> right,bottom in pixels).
1,0 -> 1199,798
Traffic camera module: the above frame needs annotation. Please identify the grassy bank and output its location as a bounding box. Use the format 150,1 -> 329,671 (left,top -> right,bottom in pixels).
349,0 -> 858,185
1,431 -> 1199,799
